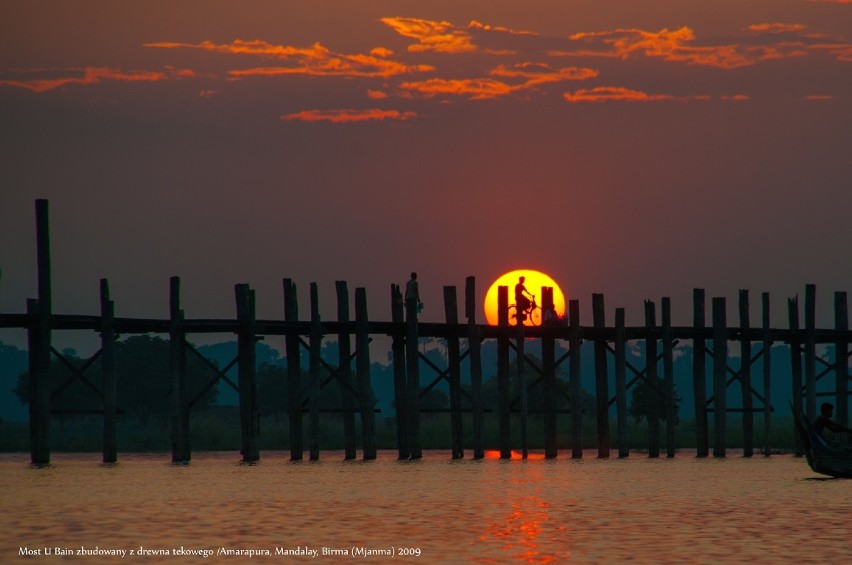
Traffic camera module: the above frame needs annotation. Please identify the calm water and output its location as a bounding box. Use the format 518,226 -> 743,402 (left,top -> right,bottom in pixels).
1,451 -> 848,564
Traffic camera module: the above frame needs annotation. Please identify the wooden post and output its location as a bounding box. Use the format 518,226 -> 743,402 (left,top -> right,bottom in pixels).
762,293 -> 772,457
498,286 -> 511,459
391,284 -> 409,459
30,199 -> 52,465
788,296 -> 803,456
693,289 -> 709,457
804,284 -> 817,420
662,297 -> 675,458
739,290 -> 754,457
336,281 -> 356,460
835,292 -> 849,428
309,283 -> 321,461
405,281 -> 422,460
355,288 -> 376,460
516,299 -> 528,459
615,307 -> 629,458
236,284 -> 259,462
444,286 -> 464,459
284,279 -> 303,461
644,300 -> 660,458
27,299 -> 50,465
170,277 -> 190,463
541,287 -> 557,459
466,277 -> 485,459
593,293 -> 609,458
100,279 -> 117,463
569,299 -> 582,459
712,297 -> 727,458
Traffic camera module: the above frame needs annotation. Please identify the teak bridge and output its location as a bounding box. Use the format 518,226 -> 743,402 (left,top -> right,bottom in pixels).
3,200 -> 851,465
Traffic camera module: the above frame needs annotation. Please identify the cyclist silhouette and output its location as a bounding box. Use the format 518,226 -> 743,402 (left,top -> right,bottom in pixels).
514,276 -> 534,322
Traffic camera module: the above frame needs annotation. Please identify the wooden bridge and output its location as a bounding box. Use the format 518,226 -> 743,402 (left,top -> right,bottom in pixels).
2,200 -> 850,465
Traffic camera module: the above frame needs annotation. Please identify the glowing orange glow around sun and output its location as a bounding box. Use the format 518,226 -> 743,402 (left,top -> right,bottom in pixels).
483,269 -> 566,326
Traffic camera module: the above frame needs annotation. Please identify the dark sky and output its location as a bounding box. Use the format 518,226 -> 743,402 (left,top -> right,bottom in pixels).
2,0 -> 851,350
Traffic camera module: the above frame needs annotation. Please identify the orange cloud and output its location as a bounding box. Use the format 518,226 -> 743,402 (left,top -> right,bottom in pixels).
810,42 -> 852,62
148,39 -> 432,78
281,108 -> 417,123
467,20 -> 540,37
400,62 -> 596,100
0,67 -> 173,93
563,87 -> 678,103
367,89 -> 389,99
380,17 -> 477,53
489,63 -> 599,87
747,23 -> 808,34
400,78 -> 513,100
560,27 -> 804,69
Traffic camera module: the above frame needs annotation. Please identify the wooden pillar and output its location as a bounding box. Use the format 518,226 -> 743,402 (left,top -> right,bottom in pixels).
739,290 -> 754,457
336,281 -> 357,460
835,292 -> 849,427
662,297 -> 675,458
788,296 -> 803,456
804,284 -> 816,420
466,277 -> 485,459
405,281 -> 422,460
100,279 -> 117,463
693,289 -> 709,457
569,299 -> 582,459
516,300 -> 528,459
644,300 -> 660,458
355,288 -> 376,460
498,286 -> 511,459
30,199 -> 52,465
712,297 -> 727,458
170,277 -> 190,463
541,287 -> 557,459
27,299 -> 50,465
391,284 -> 409,459
308,283 -> 321,461
284,279 -> 303,460
444,286 -> 464,459
615,307 -> 629,458
236,284 -> 259,462
592,293 -> 609,458
762,293 -> 772,457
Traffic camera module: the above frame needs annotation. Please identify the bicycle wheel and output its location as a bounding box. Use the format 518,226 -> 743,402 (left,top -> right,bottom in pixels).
528,306 -> 542,326
507,305 -> 519,326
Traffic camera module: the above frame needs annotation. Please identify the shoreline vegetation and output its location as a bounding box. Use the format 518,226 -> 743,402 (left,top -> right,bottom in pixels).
0,411 -> 799,455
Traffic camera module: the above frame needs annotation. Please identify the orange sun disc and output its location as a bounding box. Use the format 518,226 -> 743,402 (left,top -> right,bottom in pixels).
483,269 -> 566,326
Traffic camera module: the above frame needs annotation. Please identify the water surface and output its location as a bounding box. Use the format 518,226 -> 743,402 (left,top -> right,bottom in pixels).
1,451 -> 848,564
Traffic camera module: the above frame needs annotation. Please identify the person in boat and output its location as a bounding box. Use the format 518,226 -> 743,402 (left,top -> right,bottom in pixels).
813,402 -> 852,439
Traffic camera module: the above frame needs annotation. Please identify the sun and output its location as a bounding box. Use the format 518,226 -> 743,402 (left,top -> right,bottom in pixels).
483,269 -> 566,326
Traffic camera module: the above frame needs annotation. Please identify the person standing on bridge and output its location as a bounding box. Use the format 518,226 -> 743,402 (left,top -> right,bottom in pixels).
405,272 -> 422,314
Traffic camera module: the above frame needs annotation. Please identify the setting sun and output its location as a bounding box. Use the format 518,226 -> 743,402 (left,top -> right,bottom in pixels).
483,269 -> 566,326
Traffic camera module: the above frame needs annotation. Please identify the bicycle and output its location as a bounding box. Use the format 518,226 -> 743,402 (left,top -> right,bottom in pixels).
508,295 -> 542,326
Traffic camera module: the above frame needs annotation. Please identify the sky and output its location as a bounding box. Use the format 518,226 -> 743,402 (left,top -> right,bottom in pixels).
2,0 -> 852,349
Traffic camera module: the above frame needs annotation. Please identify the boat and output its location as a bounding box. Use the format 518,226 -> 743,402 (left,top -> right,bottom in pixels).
790,403 -> 852,478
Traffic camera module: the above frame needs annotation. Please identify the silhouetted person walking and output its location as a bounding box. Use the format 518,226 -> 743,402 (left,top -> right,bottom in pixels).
405,272 -> 421,314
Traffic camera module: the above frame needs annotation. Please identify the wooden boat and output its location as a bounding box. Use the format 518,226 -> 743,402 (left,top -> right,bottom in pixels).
790,403 -> 852,478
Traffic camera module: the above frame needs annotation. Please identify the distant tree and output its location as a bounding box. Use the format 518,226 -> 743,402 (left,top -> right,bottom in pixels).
256,363 -> 288,420
15,335 -> 219,426
472,354 -> 594,414
628,376 -> 681,425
